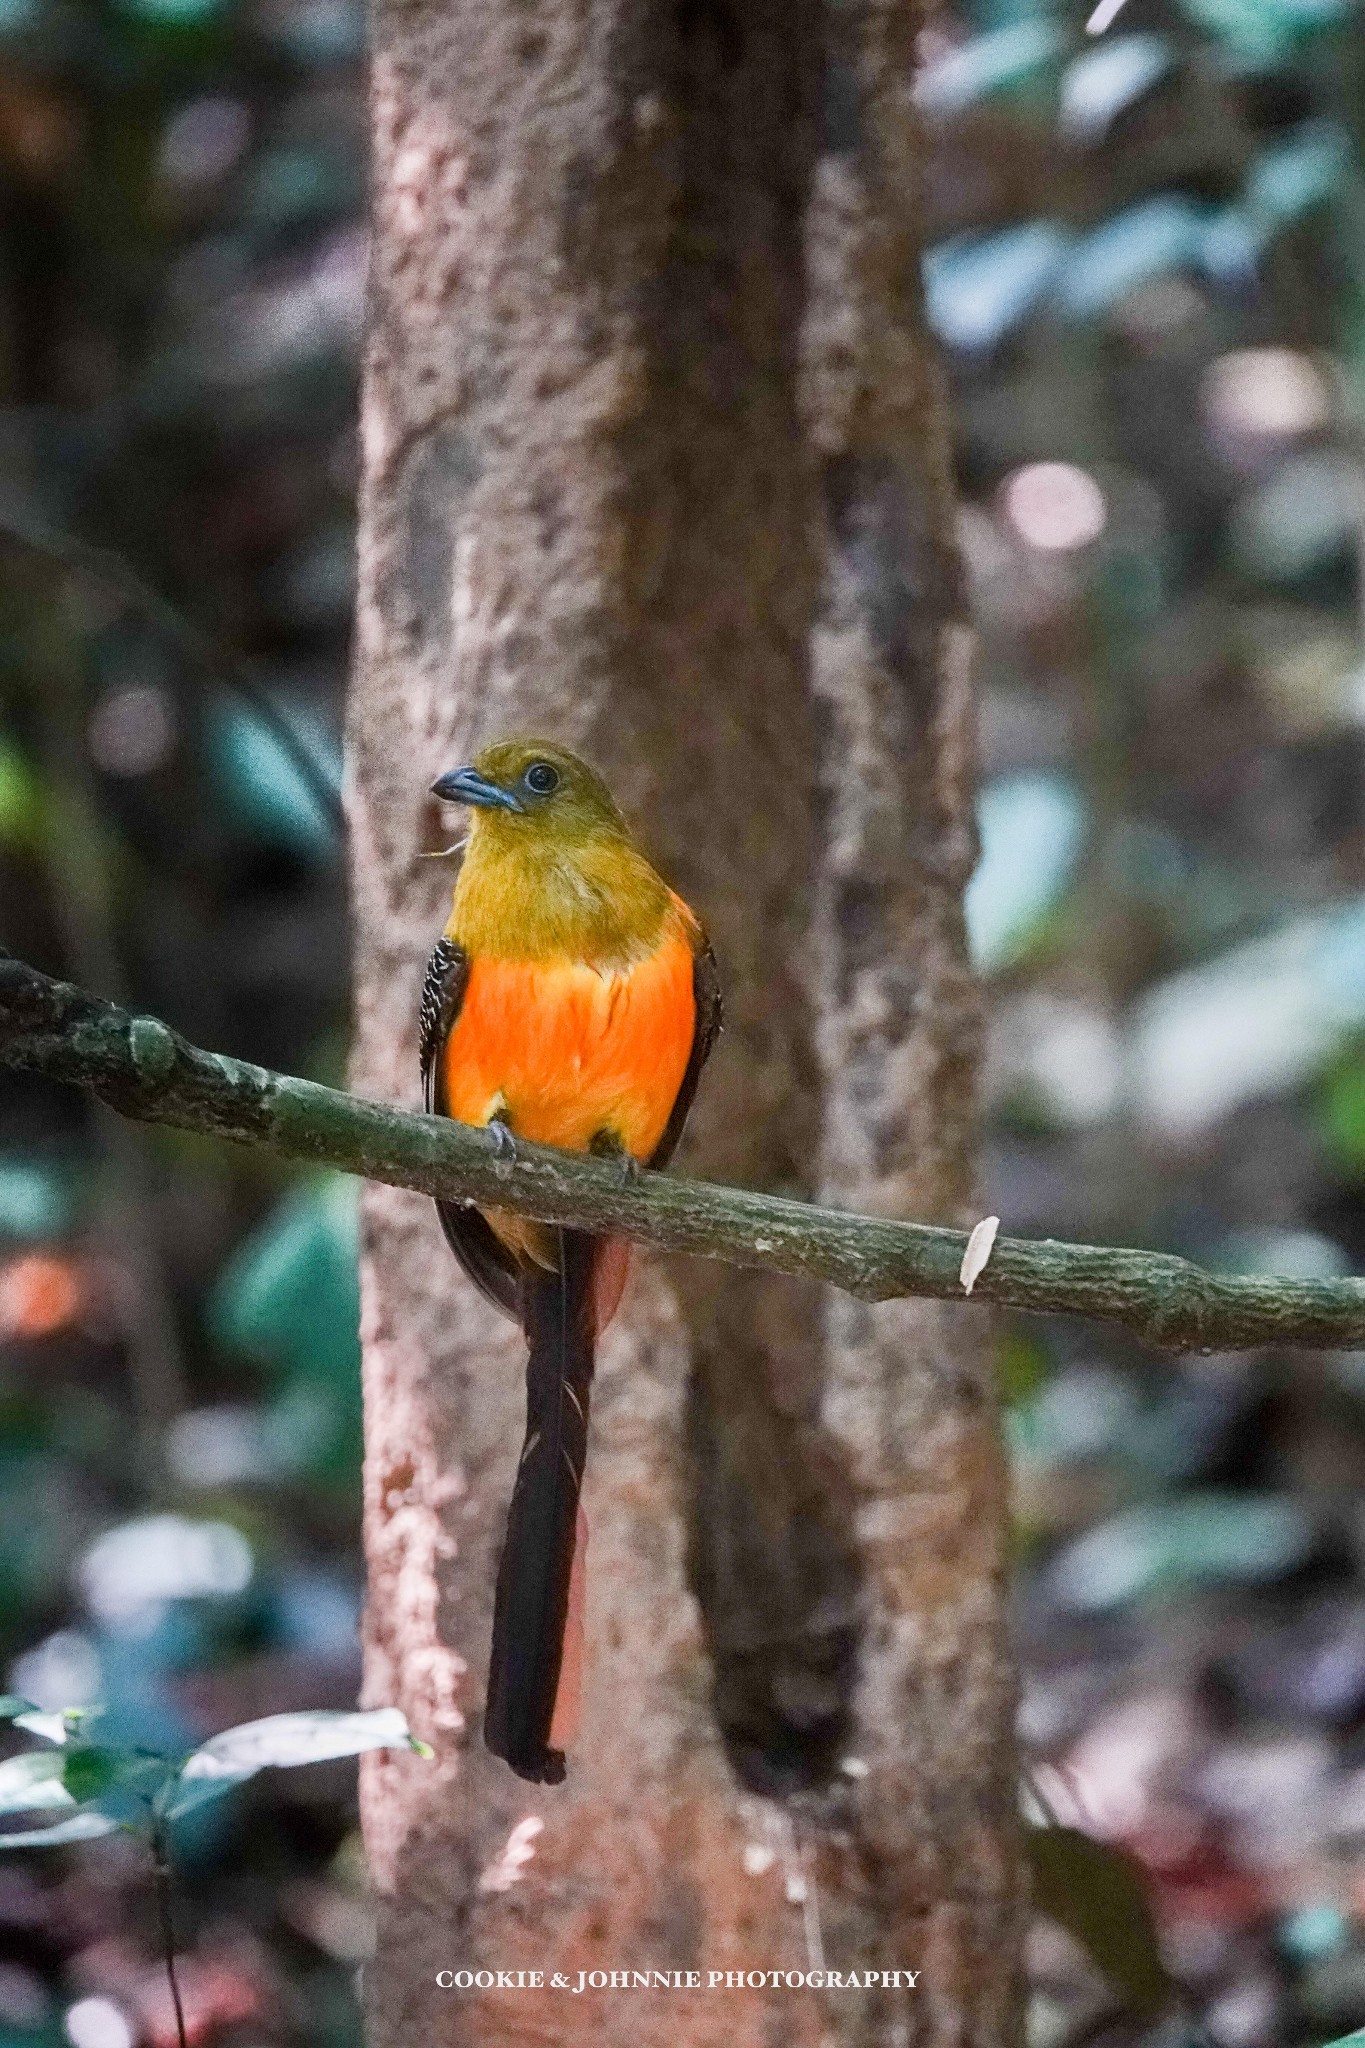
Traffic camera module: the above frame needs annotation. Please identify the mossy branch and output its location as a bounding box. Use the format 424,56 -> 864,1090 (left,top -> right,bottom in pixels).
3,951 -> 1364,1352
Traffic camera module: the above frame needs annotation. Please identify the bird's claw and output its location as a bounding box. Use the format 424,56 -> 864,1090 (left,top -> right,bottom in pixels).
591,1131 -> 642,1185
488,1117 -> 518,1180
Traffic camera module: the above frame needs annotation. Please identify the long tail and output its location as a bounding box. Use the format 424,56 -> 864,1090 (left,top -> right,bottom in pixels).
484,1228 -> 597,1784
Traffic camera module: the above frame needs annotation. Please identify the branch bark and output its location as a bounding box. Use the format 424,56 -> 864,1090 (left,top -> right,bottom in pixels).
4,952 -> 1362,1353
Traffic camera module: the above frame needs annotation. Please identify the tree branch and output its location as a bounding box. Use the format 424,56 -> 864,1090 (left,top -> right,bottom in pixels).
2,950 -> 1363,1351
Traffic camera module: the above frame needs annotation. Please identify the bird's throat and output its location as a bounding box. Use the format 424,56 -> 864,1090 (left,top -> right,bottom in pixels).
447,826 -> 674,969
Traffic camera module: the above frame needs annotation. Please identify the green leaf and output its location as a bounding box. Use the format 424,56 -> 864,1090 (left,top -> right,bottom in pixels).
206,701 -> 340,858
0,1812 -> 120,1849
211,1176 -> 359,1387
208,1177 -> 362,1485
915,19 -> 1062,115
1060,198 -> 1209,319
0,1163 -> 71,1242
114,0 -> 224,31
1026,1823 -> 1172,2018
1059,36 -> 1171,144
1316,1057 -> 1365,1176
0,1699 -> 35,1724
1177,0 -> 1350,62
1048,1492 -> 1312,1611
997,1329 -> 1050,1406
0,739 -> 43,852
924,224 -> 1070,354
1245,121 -> 1349,233
1232,452 -> 1359,583
11,1713 -> 71,1747
245,148 -> 358,233
61,1748 -> 124,1804
160,1766 -> 256,1823
166,1706 -> 417,1818
185,1706 -> 415,1773
966,776 -> 1087,973
1321,2031 -> 1365,2047
0,1751 -> 73,1816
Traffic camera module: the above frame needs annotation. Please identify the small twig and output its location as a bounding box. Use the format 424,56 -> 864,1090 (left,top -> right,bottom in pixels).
0,510 -> 344,838
151,1822 -> 189,2048
1021,1763 -> 1063,1828
779,1813 -> 825,1974
3,953 -> 1365,1352
31,620 -> 187,1452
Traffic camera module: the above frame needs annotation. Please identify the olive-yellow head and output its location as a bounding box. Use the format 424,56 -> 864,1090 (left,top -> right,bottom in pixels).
432,739 -> 679,966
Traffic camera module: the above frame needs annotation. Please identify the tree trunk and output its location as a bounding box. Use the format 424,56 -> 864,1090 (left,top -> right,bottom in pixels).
804,9 -> 1022,2032
345,0 -> 1020,2042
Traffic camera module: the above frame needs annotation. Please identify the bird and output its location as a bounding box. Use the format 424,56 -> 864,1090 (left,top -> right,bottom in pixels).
420,738 -> 721,1784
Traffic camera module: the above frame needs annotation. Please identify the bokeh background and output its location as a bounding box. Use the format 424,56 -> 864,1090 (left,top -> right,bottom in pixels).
1,0 -> 1365,2040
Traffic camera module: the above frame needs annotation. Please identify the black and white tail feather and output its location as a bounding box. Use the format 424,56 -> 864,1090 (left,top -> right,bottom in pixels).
485,1229 -> 596,1782
419,929 -> 722,1782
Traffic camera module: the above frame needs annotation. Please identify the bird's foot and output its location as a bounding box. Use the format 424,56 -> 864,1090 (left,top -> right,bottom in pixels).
590,1130 -> 643,1186
487,1116 -> 518,1181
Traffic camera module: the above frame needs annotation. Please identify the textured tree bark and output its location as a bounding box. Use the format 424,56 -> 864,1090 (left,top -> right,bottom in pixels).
346,0 -> 1019,2043
803,7 -> 1022,2038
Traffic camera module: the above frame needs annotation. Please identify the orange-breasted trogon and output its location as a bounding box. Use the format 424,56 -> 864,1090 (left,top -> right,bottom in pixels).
420,739 -> 721,1784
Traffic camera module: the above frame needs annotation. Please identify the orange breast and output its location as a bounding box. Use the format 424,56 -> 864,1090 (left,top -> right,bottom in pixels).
442,932 -> 697,1162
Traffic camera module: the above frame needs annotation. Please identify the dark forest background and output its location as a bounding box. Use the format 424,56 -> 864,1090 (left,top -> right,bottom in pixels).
1,0 -> 1365,2041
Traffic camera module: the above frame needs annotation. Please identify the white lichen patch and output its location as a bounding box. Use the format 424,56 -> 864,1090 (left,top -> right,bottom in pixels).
960,1215 -> 1000,1296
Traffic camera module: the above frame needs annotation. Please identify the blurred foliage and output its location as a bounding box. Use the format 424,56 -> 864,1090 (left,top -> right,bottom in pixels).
1316,1048 -> 1365,1175
0,0 -> 365,2032
1026,1821 -> 1174,2018
928,0 -> 1365,2039
0,1699 -> 420,1844
208,1176 -> 361,1489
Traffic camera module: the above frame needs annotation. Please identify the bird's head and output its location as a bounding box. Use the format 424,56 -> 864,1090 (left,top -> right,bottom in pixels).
431,739 -> 629,849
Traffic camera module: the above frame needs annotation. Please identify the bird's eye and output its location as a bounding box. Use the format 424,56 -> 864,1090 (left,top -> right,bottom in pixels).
523,762 -> 560,796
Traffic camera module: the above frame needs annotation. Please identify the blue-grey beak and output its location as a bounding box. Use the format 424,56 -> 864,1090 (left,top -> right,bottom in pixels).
431,766 -> 524,812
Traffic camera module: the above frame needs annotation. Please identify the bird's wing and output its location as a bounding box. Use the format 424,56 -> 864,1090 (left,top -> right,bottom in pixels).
647,934 -> 722,1171
420,935 -> 522,1317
